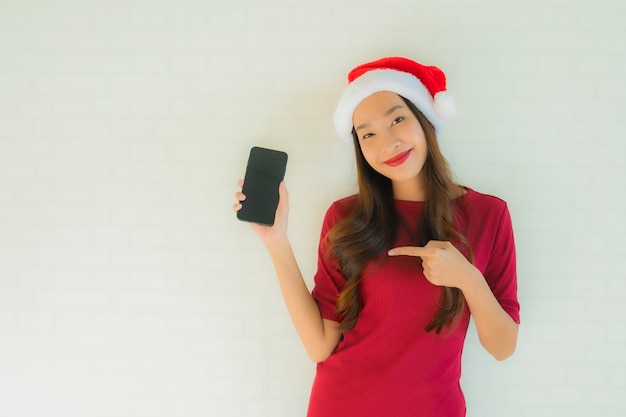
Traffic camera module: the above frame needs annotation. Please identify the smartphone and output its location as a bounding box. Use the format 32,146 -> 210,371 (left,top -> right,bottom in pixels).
237,146 -> 288,226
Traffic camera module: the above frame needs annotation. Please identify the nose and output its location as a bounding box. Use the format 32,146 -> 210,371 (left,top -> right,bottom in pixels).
382,128 -> 400,150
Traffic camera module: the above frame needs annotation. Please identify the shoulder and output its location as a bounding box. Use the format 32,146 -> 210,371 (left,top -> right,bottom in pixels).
320,195 -> 357,231
326,194 -> 358,217
461,187 -> 509,215
458,187 -> 515,238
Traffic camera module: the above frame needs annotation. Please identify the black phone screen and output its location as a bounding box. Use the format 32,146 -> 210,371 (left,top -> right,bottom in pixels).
237,146 -> 288,226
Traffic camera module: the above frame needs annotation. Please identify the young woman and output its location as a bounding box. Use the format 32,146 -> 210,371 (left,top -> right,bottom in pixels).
234,57 -> 520,417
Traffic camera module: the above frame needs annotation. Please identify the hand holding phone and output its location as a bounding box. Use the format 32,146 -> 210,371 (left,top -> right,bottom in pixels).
236,146 -> 288,226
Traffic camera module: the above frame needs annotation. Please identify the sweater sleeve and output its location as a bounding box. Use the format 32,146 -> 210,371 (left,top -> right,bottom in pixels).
483,203 -> 521,324
311,201 -> 348,323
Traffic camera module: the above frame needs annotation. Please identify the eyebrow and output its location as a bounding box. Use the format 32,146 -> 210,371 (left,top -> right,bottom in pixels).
354,105 -> 405,131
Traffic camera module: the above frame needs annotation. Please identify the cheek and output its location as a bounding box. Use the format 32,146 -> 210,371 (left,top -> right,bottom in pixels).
359,143 -> 378,166
358,145 -> 387,176
406,122 -> 426,143
408,126 -> 428,154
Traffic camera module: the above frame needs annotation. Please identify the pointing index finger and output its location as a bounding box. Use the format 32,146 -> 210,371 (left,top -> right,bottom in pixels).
388,246 -> 433,258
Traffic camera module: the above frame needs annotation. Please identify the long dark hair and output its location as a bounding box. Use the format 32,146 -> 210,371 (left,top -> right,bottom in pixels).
328,96 -> 471,334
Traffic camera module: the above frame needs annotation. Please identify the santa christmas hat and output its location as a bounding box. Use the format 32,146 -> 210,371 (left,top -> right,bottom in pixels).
333,56 -> 456,143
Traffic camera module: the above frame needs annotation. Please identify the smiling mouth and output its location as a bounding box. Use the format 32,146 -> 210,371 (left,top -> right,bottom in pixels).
383,149 -> 412,167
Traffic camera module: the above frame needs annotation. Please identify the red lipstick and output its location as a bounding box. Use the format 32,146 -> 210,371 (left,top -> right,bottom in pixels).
383,149 -> 412,167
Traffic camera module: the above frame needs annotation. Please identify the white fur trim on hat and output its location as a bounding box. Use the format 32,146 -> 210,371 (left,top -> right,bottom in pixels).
333,69 -> 455,144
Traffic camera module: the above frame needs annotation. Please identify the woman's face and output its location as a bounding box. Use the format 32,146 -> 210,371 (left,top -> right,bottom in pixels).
352,91 -> 428,199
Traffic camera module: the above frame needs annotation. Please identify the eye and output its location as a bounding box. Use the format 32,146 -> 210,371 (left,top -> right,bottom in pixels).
392,116 -> 405,125
361,132 -> 374,140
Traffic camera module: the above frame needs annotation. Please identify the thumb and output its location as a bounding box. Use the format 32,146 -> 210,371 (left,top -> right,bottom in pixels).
278,181 -> 288,202
276,181 -> 289,211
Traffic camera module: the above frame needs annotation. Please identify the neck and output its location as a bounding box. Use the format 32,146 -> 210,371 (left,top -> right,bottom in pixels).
392,176 -> 425,202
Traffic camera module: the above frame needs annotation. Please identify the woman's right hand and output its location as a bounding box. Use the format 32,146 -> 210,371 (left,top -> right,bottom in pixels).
233,179 -> 290,247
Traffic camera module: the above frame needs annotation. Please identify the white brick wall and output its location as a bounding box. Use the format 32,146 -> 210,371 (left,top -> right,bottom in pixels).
1,0 -> 624,416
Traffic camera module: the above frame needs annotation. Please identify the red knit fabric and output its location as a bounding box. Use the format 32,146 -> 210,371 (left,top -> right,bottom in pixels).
309,188 -> 520,417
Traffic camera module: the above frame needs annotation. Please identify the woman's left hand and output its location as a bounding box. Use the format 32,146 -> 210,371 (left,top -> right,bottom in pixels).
388,241 -> 480,290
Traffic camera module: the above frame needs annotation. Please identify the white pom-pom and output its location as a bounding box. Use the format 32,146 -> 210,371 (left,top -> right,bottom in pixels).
433,91 -> 456,119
